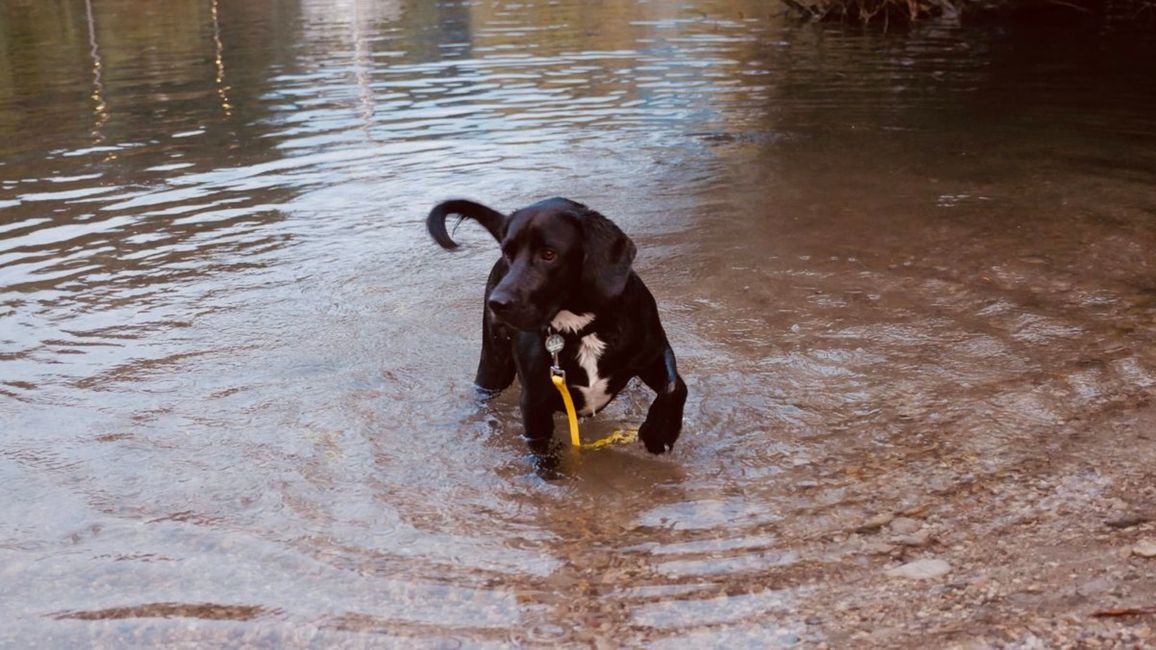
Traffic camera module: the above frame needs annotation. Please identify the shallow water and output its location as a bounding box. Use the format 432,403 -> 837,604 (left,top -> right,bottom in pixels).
2,0 -> 1155,646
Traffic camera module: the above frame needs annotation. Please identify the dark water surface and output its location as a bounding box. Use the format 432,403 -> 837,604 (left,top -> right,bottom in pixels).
2,0 -> 1155,646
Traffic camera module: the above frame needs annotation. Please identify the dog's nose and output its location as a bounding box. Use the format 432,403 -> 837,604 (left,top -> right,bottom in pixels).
488,295 -> 513,314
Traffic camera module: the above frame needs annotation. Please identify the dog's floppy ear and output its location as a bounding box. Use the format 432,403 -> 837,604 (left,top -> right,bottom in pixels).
577,207 -> 637,302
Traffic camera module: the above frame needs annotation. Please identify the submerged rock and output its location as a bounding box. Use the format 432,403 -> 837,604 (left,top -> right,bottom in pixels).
891,530 -> 933,547
886,558 -> 952,580
889,517 -> 922,535
1104,514 -> 1151,529
856,512 -> 895,533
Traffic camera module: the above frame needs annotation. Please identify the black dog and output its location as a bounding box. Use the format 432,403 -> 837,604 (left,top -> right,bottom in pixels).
427,197 -> 687,457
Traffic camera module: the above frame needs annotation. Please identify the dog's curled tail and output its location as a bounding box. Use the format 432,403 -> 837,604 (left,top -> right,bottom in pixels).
427,199 -> 506,250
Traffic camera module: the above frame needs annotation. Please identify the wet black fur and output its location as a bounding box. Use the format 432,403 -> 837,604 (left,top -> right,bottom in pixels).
426,197 -> 687,460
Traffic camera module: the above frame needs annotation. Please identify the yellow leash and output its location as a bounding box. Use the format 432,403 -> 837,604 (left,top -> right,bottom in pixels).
550,372 -> 582,447
550,372 -> 637,449
546,332 -> 636,450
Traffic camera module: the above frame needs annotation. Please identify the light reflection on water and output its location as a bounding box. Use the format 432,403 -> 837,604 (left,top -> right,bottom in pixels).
2,0 -> 1155,646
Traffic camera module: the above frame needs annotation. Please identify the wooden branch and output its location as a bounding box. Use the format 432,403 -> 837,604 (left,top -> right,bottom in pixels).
1091,606 -> 1156,618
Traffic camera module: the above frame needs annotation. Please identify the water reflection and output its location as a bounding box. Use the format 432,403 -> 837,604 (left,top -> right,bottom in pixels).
211,0 -> 232,117
84,0 -> 109,145
2,0 -> 1155,646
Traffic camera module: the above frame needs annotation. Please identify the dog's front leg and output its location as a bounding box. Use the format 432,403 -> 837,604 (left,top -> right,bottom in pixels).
638,345 -> 688,454
519,383 -> 565,477
513,332 -> 564,469
520,388 -> 556,449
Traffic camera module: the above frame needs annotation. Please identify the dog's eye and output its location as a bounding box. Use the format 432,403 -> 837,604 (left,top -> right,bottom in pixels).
539,249 -> 557,262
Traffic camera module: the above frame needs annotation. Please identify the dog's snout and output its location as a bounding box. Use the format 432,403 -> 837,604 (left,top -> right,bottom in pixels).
488,287 -> 537,328
487,293 -> 514,314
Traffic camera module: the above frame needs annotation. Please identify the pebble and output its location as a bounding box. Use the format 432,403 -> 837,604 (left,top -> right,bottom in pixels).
891,530 -> 933,547
865,542 -> 897,555
901,504 -> 930,518
886,558 -> 952,580
856,512 -> 895,533
1132,540 -> 1156,558
1104,514 -> 1151,529
889,517 -> 922,535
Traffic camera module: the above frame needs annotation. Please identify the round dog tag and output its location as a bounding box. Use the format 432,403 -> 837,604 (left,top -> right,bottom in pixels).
545,334 -> 564,355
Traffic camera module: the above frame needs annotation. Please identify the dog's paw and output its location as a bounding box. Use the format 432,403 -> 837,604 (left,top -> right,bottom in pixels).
532,455 -> 570,481
638,417 -> 678,455
474,384 -> 505,401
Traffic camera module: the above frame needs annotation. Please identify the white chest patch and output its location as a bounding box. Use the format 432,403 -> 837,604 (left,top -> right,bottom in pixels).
551,310 -> 595,334
575,333 -> 611,416
549,311 -> 610,415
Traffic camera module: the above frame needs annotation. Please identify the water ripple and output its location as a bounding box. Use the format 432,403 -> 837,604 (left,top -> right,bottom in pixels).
2,0 -> 1156,646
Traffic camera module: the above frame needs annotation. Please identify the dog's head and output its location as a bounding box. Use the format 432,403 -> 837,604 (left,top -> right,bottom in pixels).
487,198 -> 637,331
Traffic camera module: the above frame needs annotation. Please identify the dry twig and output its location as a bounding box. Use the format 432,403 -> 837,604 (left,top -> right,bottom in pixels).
1090,606 -> 1156,618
